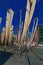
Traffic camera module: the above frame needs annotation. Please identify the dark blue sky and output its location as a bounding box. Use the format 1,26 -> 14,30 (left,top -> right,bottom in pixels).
0,0 -> 43,34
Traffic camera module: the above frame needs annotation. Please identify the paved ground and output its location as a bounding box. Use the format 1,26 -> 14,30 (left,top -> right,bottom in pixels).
0,45 -> 43,65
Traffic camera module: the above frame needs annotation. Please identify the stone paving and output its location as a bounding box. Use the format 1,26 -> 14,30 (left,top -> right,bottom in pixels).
0,46 -> 43,65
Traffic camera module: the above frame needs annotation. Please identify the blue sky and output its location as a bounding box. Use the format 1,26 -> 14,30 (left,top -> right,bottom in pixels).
0,0 -> 43,34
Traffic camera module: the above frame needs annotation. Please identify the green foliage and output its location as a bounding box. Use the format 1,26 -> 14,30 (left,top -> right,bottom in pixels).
38,26 -> 43,43
39,26 -> 43,33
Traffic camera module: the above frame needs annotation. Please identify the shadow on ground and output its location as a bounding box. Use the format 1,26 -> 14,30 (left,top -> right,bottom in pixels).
0,51 -> 13,65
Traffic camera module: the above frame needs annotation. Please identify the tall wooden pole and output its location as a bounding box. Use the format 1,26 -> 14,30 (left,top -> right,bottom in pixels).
21,0 -> 36,44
